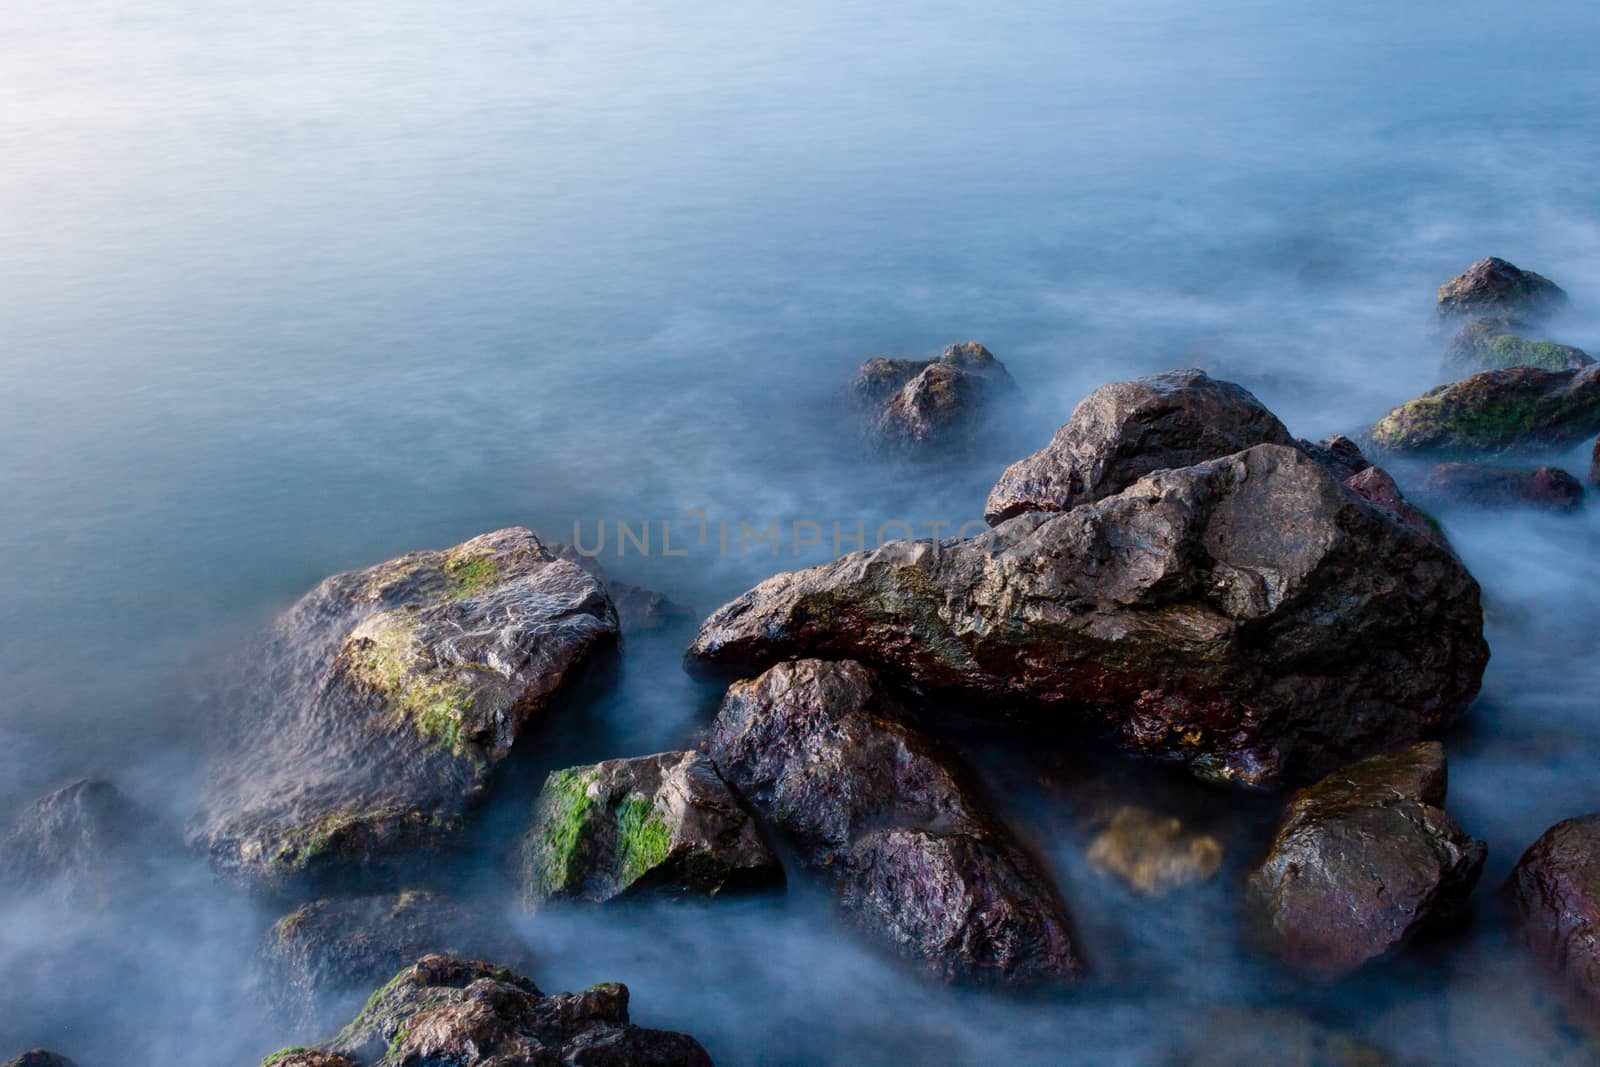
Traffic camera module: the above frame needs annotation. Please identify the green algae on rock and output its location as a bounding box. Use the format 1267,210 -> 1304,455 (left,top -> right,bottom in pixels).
1443,317 -> 1592,376
1371,365 -> 1600,453
520,751 -> 780,907
190,528 -> 618,893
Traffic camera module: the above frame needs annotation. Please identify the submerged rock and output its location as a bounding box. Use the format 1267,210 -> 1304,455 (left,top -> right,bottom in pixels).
3,1054 -> 80,1067
1510,814 -> 1600,1014
1371,365 -> 1600,453
1425,463 -> 1585,511
1436,257 -> 1568,324
984,368 -> 1294,524
1169,1006 -> 1390,1067
1443,317 -> 1591,376
552,545 -> 689,635
690,444 -> 1486,786
1248,743 -> 1485,978
257,891 -> 529,1027
710,659 -> 1081,986
269,954 -> 711,1067
191,527 -> 619,892
519,750 -> 780,907
1086,806 -> 1222,896
0,778 -> 172,905
851,342 -> 1016,451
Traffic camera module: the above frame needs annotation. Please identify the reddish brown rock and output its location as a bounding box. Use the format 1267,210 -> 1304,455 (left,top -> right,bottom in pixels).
1248,743 -> 1485,978
1510,814 -> 1600,1015
1425,463 -> 1585,511
1436,257 -> 1568,324
709,659 -> 1080,986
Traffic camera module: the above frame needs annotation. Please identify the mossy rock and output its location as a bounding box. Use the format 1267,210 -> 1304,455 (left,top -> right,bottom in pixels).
1443,317 -> 1591,376
1372,365 -> 1600,453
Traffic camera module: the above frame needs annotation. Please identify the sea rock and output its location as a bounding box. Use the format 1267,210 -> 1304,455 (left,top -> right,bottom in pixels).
1370,365 -> 1600,453
519,750 -> 781,907
1298,433 -> 1371,483
260,1052 -> 355,1067
257,891 -> 529,1028
984,368 -> 1294,524
1086,806 -> 1222,896
552,545 -> 689,635
1425,463 -> 1585,511
690,444 -> 1487,785
0,778 -> 172,905
268,954 -> 712,1067
709,659 -> 1079,986
1248,743 -> 1485,977
2,1054 -> 80,1067
1509,814 -> 1600,1012
190,527 -> 619,892
1436,257 -> 1568,324
851,342 -> 1016,451
1169,1007 -> 1390,1067
1443,317 -> 1591,376
1591,438 -> 1600,489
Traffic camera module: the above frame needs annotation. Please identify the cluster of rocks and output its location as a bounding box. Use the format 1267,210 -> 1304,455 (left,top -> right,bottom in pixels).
848,341 -> 1017,451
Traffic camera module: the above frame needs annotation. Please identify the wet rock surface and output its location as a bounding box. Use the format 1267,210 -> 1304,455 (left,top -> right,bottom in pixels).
519,750 -> 780,907
709,659 -> 1081,985
1436,256 -> 1568,324
1425,463 -> 1585,511
1086,806 -> 1222,896
851,341 -> 1016,451
0,778 -> 173,905
1371,365 -> 1600,453
257,891 -> 529,1028
274,953 -> 712,1067
984,368 -> 1294,524
190,527 -> 619,893
691,444 -> 1486,785
1443,317 -> 1591,376
1248,743 -> 1486,978
1510,814 -> 1600,1013
2,1053 -> 80,1067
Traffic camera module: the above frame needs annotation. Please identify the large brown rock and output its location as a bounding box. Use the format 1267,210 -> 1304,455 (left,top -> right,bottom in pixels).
690,444 -> 1487,785
984,368 -> 1294,524
519,750 -> 781,907
1436,257 -> 1568,324
264,954 -> 711,1066
709,659 -> 1080,986
190,528 -> 619,892
1510,814 -> 1600,1014
1371,365 -> 1600,453
851,341 -> 1016,451
1248,743 -> 1485,977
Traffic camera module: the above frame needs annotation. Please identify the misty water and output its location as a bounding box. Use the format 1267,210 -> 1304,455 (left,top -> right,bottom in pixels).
4,1 -> 1600,1063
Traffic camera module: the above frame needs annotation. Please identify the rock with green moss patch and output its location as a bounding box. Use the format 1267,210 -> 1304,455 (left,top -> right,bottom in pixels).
288,954 -> 711,1066
1436,257 -> 1568,324
520,751 -> 780,907
190,528 -> 619,893
256,890 -> 532,1029
1443,317 -> 1591,376
1371,365 -> 1600,453
259,1050 -> 356,1067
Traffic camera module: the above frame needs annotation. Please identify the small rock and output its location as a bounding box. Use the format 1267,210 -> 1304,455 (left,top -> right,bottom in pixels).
278,954 -> 712,1067
710,659 -> 1081,986
0,778 -> 171,905
852,342 -> 1016,451
1443,317 -> 1591,376
519,750 -> 781,907
984,368 -> 1294,524
1436,257 -> 1568,324
1371,365 -> 1600,453
257,891 -> 529,1028
1590,437 -> 1600,488
551,545 -> 689,635
259,1053 -> 356,1067
1510,814 -> 1600,1014
1248,742 -> 1486,978
2,1053 -> 80,1067
1170,1007 -> 1390,1066
1425,463 -> 1584,511
1298,433 -> 1372,483
1085,806 -> 1222,895
190,527 -> 619,893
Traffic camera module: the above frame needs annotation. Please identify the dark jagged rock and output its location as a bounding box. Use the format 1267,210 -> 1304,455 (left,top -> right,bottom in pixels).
985,368 -> 1294,524
1591,437 -> 1600,489
1371,365 -> 1600,453
851,342 -> 1016,451
257,891 -> 530,1027
1248,743 -> 1485,978
0,778 -> 172,905
1298,433 -> 1371,483
1510,814 -> 1600,1014
3,1053 -> 80,1067
1425,463 -> 1585,512
190,527 -> 619,893
1436,257 -> 1568,324
710,659 -> 1080,986
272,954 -> 711,1067
1443,317 -> 1591,376
1085,806 -> 1222,896
520,750 -> 781,907
690,444 -> 1486,786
